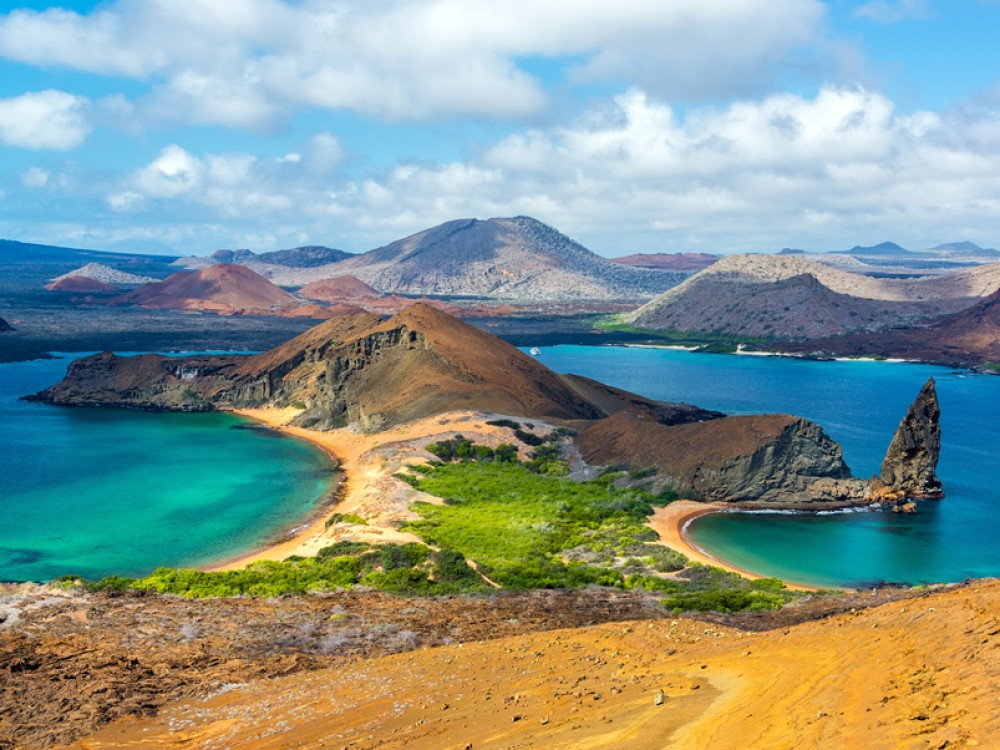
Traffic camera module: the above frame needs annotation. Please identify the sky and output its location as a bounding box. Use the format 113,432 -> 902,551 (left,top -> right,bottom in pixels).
0,0 -> 998,258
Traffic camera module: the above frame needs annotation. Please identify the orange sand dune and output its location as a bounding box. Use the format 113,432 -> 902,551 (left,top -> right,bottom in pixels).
77,579 -> 1000,749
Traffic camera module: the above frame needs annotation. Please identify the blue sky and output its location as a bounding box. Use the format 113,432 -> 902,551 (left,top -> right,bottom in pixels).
0,0 -> 998,257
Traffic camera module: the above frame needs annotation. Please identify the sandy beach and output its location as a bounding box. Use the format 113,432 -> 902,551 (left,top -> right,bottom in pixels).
208,408 -> 548,570
208,409 -> 814,591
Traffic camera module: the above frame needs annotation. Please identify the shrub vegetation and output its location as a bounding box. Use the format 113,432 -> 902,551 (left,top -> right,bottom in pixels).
71,437 -> 801,613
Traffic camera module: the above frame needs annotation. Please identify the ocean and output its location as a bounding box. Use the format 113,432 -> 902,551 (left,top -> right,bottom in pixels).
0,354 -> 333,583
535,345 -> 1000,587
2,345 -> 998,587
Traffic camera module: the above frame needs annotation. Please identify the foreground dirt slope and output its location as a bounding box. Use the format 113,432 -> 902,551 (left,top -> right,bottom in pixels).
76,580 -> 1000,749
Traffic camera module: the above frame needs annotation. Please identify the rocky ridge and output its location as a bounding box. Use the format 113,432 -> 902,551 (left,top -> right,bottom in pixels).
783,287 -> 1000,368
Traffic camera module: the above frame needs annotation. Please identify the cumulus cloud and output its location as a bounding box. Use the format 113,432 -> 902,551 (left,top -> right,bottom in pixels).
0,90 -> 91,149
19,86 -> 1000,256
0,0 -> 825,128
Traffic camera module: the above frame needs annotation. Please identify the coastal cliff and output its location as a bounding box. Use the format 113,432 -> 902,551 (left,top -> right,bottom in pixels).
576,410 -> 866,505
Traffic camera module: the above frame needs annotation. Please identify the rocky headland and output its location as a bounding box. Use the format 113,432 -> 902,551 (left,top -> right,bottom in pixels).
32,304 -> 940,509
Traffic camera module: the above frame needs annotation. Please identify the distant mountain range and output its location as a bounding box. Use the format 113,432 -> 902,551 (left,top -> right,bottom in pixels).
627,253 -> 1000,341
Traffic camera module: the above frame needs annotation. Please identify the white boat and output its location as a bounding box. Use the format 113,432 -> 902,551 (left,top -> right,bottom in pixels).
529,347 -> 541,356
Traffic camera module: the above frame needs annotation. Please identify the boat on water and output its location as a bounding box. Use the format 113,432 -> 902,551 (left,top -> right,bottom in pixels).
529,347 -> 541,356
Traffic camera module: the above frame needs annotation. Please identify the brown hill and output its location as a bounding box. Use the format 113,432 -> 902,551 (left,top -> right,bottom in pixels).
629,272 -> 941,339
786,287 -> 1000,367
257,217 -> 686,301
298,275 -> 379,302
44,276 -> 118,293
111,263 -> 301,314
610,252 -> 719,272
34,304 -> 714,431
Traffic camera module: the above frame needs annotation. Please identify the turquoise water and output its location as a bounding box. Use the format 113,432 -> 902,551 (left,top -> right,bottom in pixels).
0,355 -> 334,583
534,346 -> 1000,587
4,346 -> 999,587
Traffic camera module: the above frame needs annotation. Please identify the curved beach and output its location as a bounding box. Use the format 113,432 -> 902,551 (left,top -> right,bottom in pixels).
210,409 -> 815,591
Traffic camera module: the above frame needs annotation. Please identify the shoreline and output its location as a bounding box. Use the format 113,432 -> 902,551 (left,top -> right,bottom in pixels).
648,502 -> 818,592
206,413 -> 821,591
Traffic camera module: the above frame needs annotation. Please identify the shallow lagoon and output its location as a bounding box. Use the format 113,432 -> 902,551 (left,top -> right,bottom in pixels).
0,354 -> 333,582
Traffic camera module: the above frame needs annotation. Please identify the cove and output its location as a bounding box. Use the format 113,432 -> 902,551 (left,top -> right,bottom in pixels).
0,354 -> 334,583
533,345 -> 1000,587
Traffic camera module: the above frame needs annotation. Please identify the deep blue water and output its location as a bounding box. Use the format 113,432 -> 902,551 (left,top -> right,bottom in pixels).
534,346 -> 1000,587
0,354 -> 334,582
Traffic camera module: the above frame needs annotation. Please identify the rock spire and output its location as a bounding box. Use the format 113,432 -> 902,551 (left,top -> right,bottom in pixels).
879,378 -> 943,499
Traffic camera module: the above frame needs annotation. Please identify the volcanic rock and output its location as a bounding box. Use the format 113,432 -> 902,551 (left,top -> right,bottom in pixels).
793,287 -> 1000,367
879,378 -> 943,499
576,410 -> 865,505
34,305 -> 662,429
609,252 -> 719,272
259,216 -> 686,301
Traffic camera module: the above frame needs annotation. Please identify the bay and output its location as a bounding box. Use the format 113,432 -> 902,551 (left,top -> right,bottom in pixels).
534,345 -> 1000,588
0,354 -> 333,583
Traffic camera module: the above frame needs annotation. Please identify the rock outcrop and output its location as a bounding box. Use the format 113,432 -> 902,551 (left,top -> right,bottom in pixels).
576,410 -> 867,505
878,378 -> 943,499
0,316 -> 12,332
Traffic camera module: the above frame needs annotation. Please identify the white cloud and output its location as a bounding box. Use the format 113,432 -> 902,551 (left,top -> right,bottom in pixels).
21,167 -> 49,188
136,144 -> 203,198
0,90 -> 91,149
853,0 -> 930,23
18,86 -> 1000,256
0,0 -> 826,127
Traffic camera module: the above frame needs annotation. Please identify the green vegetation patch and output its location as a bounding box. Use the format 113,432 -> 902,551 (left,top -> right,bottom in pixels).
627,564 -> 798,613
404,460 -> 679,589
75,541 -> 488,598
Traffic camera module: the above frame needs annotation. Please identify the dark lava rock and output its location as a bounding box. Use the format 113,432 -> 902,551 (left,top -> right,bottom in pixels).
879,378 -> 943,499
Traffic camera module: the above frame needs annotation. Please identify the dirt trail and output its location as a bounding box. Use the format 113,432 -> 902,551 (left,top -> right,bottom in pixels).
74,579 -> 1000,749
